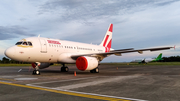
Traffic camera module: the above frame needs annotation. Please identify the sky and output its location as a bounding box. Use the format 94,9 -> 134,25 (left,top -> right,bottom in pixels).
0,0 -> 180,62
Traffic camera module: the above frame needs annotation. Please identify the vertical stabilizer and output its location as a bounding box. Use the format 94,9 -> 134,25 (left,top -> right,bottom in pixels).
100,24 -> 113,52
156,53 -> 162,59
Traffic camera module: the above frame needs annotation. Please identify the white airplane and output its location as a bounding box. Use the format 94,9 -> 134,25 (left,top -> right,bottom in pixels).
4,24 -> 173,75
131,53 -> 163,63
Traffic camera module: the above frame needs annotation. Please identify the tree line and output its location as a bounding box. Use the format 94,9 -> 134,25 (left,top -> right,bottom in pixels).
162,56 -> 180,62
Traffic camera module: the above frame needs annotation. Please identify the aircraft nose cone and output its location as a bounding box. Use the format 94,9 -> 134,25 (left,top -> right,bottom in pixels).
4,47 -> 15,59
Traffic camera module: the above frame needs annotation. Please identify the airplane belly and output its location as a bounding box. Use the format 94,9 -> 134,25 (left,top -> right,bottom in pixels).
57,53 -> 76,63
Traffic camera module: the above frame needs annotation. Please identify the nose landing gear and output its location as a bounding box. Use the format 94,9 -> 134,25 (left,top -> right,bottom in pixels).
32,62 -> 41,75
32,70 -> 40,75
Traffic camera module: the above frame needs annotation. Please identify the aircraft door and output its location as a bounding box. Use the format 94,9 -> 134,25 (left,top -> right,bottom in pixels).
39,39 -> 47,53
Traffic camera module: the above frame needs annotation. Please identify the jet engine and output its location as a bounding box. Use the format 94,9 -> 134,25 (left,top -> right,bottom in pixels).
31,62 -> 53,69
76,56 -> 98,71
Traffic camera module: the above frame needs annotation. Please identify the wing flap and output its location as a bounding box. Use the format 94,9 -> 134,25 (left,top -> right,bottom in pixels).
110,48 -> 134,52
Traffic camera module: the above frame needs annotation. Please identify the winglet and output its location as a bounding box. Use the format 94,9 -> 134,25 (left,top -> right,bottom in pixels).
174,45 -> 176,50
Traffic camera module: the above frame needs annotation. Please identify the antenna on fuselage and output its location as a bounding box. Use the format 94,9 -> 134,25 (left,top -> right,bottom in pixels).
38,35 -> 40,37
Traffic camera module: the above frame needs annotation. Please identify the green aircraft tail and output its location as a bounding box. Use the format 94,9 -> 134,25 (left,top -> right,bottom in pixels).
155,53 -> 163,61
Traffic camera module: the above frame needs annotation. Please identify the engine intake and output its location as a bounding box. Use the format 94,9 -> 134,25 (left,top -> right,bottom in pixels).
76,56 -> 98,71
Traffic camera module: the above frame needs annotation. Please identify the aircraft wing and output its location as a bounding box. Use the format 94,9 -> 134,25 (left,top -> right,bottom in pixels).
71,47 -> 173,60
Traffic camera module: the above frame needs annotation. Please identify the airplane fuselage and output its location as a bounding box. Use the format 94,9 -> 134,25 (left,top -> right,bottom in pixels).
5,37 -> 108,63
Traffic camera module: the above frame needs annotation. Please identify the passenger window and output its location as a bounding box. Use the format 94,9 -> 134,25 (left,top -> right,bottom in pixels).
28,42 -> 32,46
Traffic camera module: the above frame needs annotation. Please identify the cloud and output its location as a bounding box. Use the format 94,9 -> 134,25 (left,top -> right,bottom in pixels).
0,26 -> 35,40
38,0 -> 179,24
0,0 -> 179,62
155,0 -> 178,6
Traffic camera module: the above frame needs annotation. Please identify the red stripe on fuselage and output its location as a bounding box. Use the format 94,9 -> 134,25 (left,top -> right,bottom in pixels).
103,35 -> 109,47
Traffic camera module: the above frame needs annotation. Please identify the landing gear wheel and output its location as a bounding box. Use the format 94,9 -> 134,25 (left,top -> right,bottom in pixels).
90,67 -> 99,73
32,70 -> 40,75
36,70 -> 40,75
95,67 -> 99,73
65,67 -> 69,72
32,70 -> 36,75
90,70 -> 94,73
61,66 -> 69,72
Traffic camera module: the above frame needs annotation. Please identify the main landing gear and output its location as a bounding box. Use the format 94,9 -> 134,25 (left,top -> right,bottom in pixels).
61,64 -> 69,72
90,67 -> 99,73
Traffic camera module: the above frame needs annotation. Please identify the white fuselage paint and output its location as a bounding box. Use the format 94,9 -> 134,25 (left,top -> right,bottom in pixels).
131,58 -> 154,63
144,58 -> 154,63
5,37 -> 106,63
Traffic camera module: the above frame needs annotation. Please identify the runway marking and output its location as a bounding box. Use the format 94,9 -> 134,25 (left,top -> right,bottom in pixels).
29,76 -> 101,85
0,78 -> 16,81
14,78 -> 38,80
54,76 -> 140,90
0,81 -> 147,101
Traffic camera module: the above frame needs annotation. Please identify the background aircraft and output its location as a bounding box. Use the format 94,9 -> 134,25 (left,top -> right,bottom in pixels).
131,53 -> 163,63
4,24 -> 173,75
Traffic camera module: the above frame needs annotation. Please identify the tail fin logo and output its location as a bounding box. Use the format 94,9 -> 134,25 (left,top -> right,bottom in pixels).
100,24 -> 113,52
108,24 -> 113,32
103,35 -> 109,47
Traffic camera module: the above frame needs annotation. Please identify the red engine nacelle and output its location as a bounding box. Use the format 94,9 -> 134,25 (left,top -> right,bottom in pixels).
76,56 -> 98,71
32,63 -> 53,69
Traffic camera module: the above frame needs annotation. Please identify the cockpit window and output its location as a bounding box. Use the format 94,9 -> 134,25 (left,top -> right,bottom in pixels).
15,42 -> 23,45
28,42 -> 32,46
15,41 -> 33,46
23,42 -> 28,45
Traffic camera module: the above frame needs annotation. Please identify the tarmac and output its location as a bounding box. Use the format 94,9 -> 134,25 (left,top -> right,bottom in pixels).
0,64 -> 180,101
